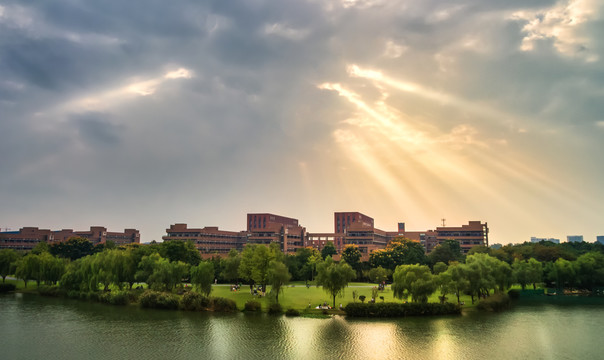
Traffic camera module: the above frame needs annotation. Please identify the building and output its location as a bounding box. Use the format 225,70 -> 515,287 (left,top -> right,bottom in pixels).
0,226 -> 140,250
400,221 -> 489,254
332,212 -> 389,255
247,213 -> 307,254
567,235 -> 584,243
162,224 -> 248,257
596,236 -> 604,245
531,236 -> 560,244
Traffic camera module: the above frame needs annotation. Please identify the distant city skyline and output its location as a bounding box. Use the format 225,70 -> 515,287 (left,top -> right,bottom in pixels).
1,1 -> 603,245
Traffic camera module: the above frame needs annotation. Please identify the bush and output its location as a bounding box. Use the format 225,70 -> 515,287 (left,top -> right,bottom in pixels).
508,289 -> 520,299
139,290 -> 179,310
0,283 -> 16,293
285,308 -> 300,317
210,297 -> 238,312
181,291 -> 210,311
244,300 -> 262,312
477,293 -> 511,312
267,302 -> 282,315
344,302 -> 461,317
108,291 -> 130,306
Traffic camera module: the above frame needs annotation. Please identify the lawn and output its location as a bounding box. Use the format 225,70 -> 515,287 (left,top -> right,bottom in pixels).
210,282 -> 478,311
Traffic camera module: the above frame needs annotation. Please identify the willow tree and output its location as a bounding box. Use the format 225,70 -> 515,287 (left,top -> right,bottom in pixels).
316,256 -> 356,308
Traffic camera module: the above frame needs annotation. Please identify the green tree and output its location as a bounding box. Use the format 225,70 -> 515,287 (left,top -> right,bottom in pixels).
574,252 -> 604,290
160,240 -> 201,266
465,253 -> 497,303
546,258 -> 575,291
321,241 -> 337,260
0,249 -> 20,283
32,241 -> 50,255
267,260 -> 291,303
50,237 -> 96,260
369,237 -> 427,271
392,264 -> 436,303
15,254 -> 42,288
433,262 -> 448,275
191,261 -> 214,296
316,256 -> 356,308
341,244 -> 362,276
368,266 -> 391,284
513,258 -> 543,290
442,262 -> 469,304
428,240 -> 463,266
221,249 -> 241,283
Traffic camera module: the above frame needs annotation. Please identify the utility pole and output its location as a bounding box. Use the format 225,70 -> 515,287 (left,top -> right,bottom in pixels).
441,218 -> 446,227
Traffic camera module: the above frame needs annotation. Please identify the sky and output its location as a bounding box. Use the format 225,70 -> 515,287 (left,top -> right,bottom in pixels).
1,0 -> 603,245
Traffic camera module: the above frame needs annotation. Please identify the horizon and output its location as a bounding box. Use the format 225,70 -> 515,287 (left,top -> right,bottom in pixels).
1,1 -> 603,245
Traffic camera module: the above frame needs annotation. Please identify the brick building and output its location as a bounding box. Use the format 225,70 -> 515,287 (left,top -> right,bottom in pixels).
246,213 -> 307,254
162,224 -> 248,257
0,226 -> 140,250
399,221 -> 489,254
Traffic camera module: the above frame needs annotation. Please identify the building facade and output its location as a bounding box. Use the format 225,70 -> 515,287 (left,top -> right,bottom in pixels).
399,221 -> 489,254
0,226 -> 140,250
596,236 -> 604,245
162,224 -> 248,257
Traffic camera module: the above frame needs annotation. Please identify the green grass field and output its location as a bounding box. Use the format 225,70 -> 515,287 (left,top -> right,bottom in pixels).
210,281 -> 478,311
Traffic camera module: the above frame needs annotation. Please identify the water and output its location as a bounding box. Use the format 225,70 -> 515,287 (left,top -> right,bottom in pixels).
1,293 -> 603,359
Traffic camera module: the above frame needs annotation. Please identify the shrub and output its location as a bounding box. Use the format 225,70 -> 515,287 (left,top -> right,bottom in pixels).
267,302 -> 282,315
344,302 -> 461,317
359,295 -> 366,303
0,283 -> 16,293
477,293 -> 511,312
181,291 -> 210,311
108,291 -> 130,306
244,300 -> 262,312
139,290 -> 179,310
210,297 -> 238,312
285,308 -> 300,317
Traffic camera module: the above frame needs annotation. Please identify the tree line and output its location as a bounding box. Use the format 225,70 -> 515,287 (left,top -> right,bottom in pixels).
1,236 -> 603,307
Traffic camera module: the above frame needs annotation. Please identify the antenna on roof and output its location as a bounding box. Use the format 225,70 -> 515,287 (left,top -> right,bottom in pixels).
441,218 -> 446,227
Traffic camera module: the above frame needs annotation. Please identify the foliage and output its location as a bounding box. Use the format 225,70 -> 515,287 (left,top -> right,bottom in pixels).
50,237 -> 97,260
244,300 -> 262,312
316,256 -> 356,308
344,302 -> 461,317
428,240 -> 463,266
239,244 -> 280,288
320,241 -> 337,260
476,293 -> 511,312
221,249 -> 241,283
341,244 -> 362,275
180,291 -> 210,311
368,266 -> 391,284
0,249 -> 20,282
210,297 -> 238,312
285,308 -> 300,316
159,240 -> 201,266
369,237 -> 427,271
190,261 -> 214,296
267,302 -> 283,315
139,290 -> 180,310
392,264 -> 436,303
433,262 -> 448,275
359,295 -> 366,303
512,258 -> 542,290
267,260 -> 291,303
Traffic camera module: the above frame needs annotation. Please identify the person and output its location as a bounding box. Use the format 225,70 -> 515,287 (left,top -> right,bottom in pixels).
339,303 -> 343,310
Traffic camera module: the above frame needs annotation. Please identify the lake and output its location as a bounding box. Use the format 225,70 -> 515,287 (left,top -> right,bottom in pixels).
1,293 -> 602,359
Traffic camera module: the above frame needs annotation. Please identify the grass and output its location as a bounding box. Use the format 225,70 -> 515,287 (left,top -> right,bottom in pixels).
210,282 -> 477,312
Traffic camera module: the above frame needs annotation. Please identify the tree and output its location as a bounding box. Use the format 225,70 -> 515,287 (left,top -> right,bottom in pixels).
392,264 -> 436,303
428,240 -> 463,266
191,261 -> 214,296
442,262 -> 469,304
221,249 -> 241,283
465,253 -> 497,303
574,252 -> 604,290
31,241 -> 50,255
316,256 -> 356,308
15,254 -> 42,288
50,237 -> 96,260
341,244 -> 362,276
369,237 -> 427,271
513,258 -> 543,290
160,240 -> 201,266
546,258 -> 575,291
368,266 -> 391,284
0,249 -> 20,283
321,241 -> 337,260
433,262 -> 448,275
267,260 -> 291,303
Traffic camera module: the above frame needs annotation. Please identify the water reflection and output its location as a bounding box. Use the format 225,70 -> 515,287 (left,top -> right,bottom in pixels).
1,294 -> 603,360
